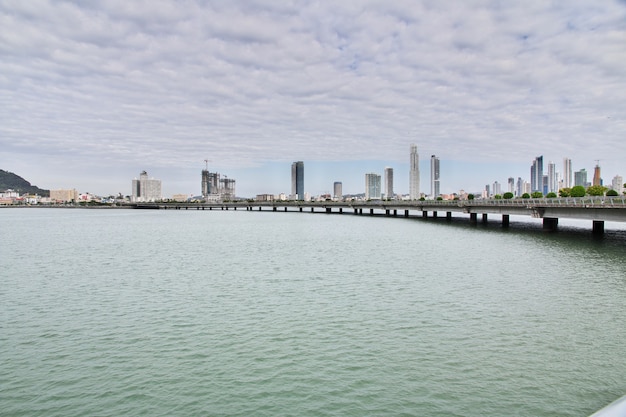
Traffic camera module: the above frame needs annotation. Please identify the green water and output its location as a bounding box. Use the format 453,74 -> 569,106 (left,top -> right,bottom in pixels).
1,208 -> 625,416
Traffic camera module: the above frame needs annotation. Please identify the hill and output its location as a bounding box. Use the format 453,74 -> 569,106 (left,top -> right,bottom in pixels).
0,169 -> 50,196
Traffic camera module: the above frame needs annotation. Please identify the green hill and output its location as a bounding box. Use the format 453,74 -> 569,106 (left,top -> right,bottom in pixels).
0,169 -> 50,196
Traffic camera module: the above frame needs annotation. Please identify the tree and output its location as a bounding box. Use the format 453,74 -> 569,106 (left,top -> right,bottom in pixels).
559,188 -> 571,197
546,192 -> 557,198
503,192 -> 514,199
467,194 -> 475,200
522,193 -> 530,199
606,189 -> 619,196
531,191 -> 543,198
570,185 -> 586,197
436,196 -> 443,201
494,194 -> 502,199
586,185 -> 607,196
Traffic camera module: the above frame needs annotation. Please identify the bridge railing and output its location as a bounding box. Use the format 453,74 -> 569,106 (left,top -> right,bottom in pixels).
346,197 -> 626,208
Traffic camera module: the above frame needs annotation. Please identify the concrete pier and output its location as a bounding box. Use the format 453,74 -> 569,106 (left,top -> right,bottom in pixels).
593,220 -> 604,235
502,214 -> 510,228
543,217 -> 559,231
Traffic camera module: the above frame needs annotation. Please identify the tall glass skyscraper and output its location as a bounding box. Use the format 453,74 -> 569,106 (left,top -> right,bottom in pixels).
409,144 -> 420,199
574,169 -> 587,187
531,156 -> 543,193
430,155 -> 440,198
384,167 -> 394,199
291,161 -> 304,200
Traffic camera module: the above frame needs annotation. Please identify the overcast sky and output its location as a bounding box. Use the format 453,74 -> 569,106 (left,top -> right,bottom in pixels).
1,0 -> 625,197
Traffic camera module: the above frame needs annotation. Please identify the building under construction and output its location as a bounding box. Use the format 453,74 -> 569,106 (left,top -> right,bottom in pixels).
201,169 -> 236,201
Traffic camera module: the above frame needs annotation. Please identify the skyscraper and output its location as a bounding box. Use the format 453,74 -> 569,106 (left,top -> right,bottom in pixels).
365,173 -> 381,200
611,175 -> 623,194
492,181 -> 501,196
516,177 -> 523,197
563,158 -> 572,189
531,156 -> 543,193
131,170 -> 162,202
574,169 -> 587,187
508,177 -> 514,194
547,161 -> 557,193
291,161 -> 304,200
430,155 -> 440,198
384,167 -> 394,199
333,182 -> 342,200
409,144 -> 420,199
593,162 -> 602,186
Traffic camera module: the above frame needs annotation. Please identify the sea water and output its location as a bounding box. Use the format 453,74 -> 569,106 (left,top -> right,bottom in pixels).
1,208 -> 625,416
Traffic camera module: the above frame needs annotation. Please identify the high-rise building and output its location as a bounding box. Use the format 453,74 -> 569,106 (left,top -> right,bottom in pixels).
492,181 -> 501,196
508,177 -> 514,194
131,170 -> 162,202
611,175 -> 623,193
384,167 -> 394,199
574,169 -> 588,187
333,182 -> 343,200
563,158 -> 572,188
291,161 -> 304,200
365,173 -> 381,200
430,155 -> 440,198
593,162 -> 602,186
531,156 -> 543,193
548,161 -> 557,193
202,170 -> 219,197
202,169 -> 236,201
409,144 -> 420,199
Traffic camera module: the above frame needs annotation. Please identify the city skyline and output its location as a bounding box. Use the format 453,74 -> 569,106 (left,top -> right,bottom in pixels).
1,1 -> 625,197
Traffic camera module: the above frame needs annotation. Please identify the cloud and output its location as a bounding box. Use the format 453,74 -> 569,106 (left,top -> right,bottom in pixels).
1,0 -> 625,196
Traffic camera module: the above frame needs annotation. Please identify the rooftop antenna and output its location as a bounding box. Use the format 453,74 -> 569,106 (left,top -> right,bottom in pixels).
204,159 -> 211,171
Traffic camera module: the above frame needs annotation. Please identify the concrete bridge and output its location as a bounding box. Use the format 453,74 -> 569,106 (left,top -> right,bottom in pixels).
134,196 -> 626,234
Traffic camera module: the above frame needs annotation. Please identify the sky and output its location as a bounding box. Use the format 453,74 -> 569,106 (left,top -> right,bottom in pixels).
1,0 -> 625,198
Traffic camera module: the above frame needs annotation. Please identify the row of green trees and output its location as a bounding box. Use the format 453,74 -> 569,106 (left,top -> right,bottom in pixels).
482,185 -> 621,200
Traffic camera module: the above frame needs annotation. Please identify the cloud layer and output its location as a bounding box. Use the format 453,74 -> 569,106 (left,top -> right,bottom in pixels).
1,0 -> 625,195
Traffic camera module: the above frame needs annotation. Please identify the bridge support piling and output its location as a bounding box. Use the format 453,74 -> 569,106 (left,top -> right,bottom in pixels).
422,211 -> 428,218
405,210 -> 409,217
446,212 -> 452,221
284,207 -> 288,212
385,209 -> 390,216
326,208 -> 331,214
482,213 -> 488,223
393,209 -> 397,217
299,207 -> 303,212
311,207 -> 314,213
339,208 -> 343,214
359,208 -> 363,215
502,214 -> 510,228
370,209 -> 374,215
433,211 -> 438,218
543,217 -> 559,231
354,209 -> 358,215
593,220 -> 604,235
273,207 -> 277,212
470,213 -> 477,224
